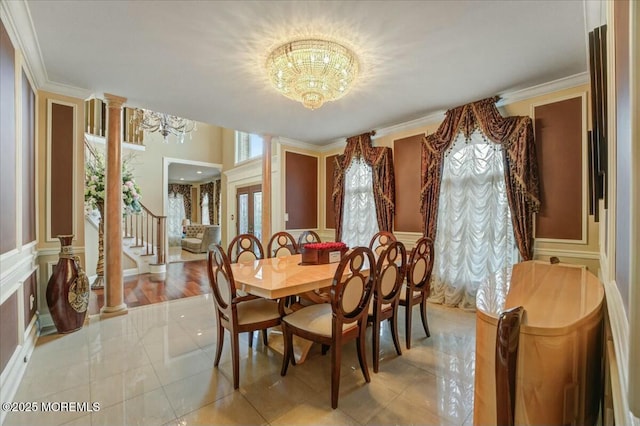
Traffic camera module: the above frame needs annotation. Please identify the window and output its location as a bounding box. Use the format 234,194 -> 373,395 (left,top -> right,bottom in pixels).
201,193 -> 210,225
167,193 -> 186,247
235,131 -> 263,164
430,130 -> 517,309
340,157 -> 379,248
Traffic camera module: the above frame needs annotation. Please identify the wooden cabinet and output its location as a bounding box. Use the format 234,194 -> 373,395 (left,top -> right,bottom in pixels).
474,261 -> 604,425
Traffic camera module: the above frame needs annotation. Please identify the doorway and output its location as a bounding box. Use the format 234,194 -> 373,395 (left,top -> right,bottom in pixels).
236,184 -> 262,241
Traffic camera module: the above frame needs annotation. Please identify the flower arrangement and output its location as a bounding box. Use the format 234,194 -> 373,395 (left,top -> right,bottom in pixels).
303,242 -> 347,251
85,151 -> 142,215
300,241 -> 349,265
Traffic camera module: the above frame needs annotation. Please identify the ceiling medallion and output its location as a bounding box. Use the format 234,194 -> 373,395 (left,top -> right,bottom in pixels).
265,38 -> 359,110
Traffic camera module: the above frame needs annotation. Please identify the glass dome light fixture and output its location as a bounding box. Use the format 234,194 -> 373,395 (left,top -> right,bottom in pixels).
132,108 -> 197,143
265,38 -> 359,110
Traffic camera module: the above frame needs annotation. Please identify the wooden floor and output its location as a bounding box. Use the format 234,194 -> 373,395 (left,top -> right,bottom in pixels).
88,260 -> 211,314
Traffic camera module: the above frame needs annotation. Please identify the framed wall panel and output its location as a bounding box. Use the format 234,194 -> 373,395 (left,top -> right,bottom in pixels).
0,292 -> 19,374
325,155 -> 337,230
285,151 -> 318,230
393,134 -> 424,232
0,18 -> 17,255
46,100 -> 76,241
532,94 -> 587,243
22,71 -> 35,244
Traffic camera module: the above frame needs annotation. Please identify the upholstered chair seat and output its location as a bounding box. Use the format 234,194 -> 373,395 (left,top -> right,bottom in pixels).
236,299 -> 282,325
283,304 -> 358,337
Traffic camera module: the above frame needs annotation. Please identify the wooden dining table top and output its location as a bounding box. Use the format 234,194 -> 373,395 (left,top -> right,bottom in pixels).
230,254 -> 341,299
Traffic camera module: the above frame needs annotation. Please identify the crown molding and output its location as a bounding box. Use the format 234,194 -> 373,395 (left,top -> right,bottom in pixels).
2,0 -> 92,99
497,72 -> 589,106
1,0 -> 46,89
276,136 -> 322,152
318,138 -> 346,152
373,111 -> 446,141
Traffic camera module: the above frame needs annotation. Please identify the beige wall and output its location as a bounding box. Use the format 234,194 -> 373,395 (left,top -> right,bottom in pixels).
130,121 -> 224,215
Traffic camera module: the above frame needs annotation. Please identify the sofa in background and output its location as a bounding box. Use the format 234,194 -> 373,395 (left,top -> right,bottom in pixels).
181,224 -> 221,253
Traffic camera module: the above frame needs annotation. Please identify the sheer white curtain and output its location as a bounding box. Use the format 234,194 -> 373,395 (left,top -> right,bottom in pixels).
341,157 -> 379,248
201,193 -> 210,225
168,193 -> 186,247
429,130 -> 518,310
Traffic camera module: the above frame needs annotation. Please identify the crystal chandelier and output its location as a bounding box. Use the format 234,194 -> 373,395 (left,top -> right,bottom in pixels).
265,38 -> 359,110
132,109 -> 196,143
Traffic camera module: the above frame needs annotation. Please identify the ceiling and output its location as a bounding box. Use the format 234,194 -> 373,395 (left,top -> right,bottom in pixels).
20,1 -> 590,145
168,163 -> 220,185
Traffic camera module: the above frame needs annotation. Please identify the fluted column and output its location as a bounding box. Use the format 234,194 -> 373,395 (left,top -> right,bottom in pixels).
261,135 -> 272,249
101,93 -> 127,318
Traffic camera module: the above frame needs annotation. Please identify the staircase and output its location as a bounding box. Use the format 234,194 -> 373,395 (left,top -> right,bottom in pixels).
122,205 -> 167,274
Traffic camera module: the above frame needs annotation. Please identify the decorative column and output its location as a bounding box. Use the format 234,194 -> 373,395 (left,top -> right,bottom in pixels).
101,93 -> 127,318
261,135 -> 272,249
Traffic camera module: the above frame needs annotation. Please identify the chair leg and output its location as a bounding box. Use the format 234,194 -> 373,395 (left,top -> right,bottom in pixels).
372,316 -> 381,373
214,318 -> 224,367
280,323 -> 292,376
420,299 -> 431,338
231,331 -> 240,389
390,310 -> 402,356
321,344 -> 329,355
330,339 -> 342,409
405,302 -> 413,349
357,323 -> 370,382
262,329 -> 269,346
248,331 -> 254,348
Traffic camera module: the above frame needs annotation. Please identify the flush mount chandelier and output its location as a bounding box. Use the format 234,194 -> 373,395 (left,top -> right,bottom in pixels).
132,109 -> 196,143
265,38 -> 359,110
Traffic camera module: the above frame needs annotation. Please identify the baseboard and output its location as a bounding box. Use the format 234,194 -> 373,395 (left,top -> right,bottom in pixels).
0,317 -> 39,425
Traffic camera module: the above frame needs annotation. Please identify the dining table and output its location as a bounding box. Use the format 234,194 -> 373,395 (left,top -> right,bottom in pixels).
229,253 -> 343,362
230,253 -> 341,299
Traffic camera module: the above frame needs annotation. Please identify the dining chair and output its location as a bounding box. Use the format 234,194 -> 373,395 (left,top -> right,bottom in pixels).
368,231 -> 397,256
267,231 -> 298,258
399,237 -> 435,349
227,233 -> 267,347
368,240 -> 407,373
207,244 -> 285,389
296,230 -> 321,250
280,246 -> 376,409
495,306 -> 524,426
227,233 -> 264,263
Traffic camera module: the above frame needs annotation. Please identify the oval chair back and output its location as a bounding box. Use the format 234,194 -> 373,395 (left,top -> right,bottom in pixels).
330,246 -> 377,325
267,232 -> 298,258
227,233 -> 264,263
370,240 -> 407,372
207,244 -> 237,327
368,231 -> 397,257
297,230 -> 321,251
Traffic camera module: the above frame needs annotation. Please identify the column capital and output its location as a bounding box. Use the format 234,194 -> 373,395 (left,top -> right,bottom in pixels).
104,93 -> 127,109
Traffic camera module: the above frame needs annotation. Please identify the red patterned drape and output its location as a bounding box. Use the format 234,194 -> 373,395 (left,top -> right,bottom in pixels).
420,97 -> 540,260
168,183 -> 192,219
332,132 -> 395,242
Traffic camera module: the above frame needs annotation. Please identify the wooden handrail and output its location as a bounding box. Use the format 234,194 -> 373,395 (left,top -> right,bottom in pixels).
124,203 -> 166,265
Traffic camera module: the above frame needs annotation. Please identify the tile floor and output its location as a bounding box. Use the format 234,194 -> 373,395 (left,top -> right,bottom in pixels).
5,297 -> 476,426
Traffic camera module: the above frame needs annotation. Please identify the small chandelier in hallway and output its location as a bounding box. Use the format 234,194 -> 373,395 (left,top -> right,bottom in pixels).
132,109 -> 196,143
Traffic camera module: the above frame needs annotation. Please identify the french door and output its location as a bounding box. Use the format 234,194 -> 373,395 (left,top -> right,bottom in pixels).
236,184 -> 262,241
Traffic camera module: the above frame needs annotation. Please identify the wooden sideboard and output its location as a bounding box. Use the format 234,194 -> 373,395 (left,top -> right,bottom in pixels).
474,261 -> 604,425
